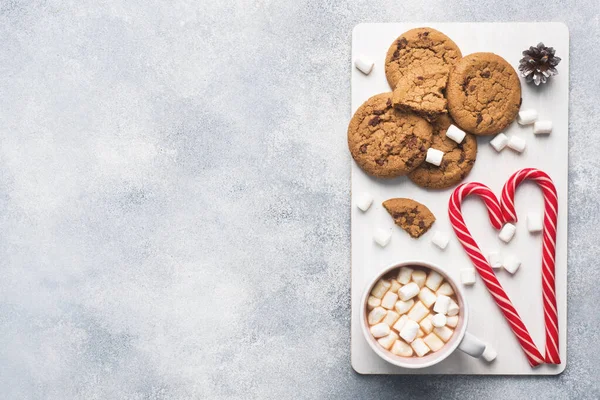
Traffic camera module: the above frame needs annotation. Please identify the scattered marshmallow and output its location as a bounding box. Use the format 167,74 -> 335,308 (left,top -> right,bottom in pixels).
503,255 -> 521,275
488,251 -> 503,270
367,296 -> 381,310
436,282 -> 454,296
490,133 -> 509,152
367,306 -> 387,325
354,54 -> 374,75
527,212 -> 543,233
377,331 -> 399,350
371,279 -> 391,299
425,271 -> 444,291
397,267 -> 414,284
418,287 -> 437,308
446,315 -> 459,328
355,192 -> 373,211
508,136 -> 526,153
419,316 -> 433,334
482,344 -> 498,362
445,125 -> 466,144
399,319 -> 420,343
370,322 -> 391,338
423,332 -> 445,352
460,268 -> 477,286
533,120 -> 552,135
517,109 -> 538,125
392,315 -> 409,332
394,299 -> 414,315
433,295 -> 451,315
447,300 -> 459,317
499,223 -> 516,243
411,270 -> 427,288
411,338 -> 431,357
373,228 -> 392,247
425,148 -> 444,166
382,310 -> 400,327
398,282 -> 420,301
389,279 -> 401,294
431,231 -> 449,250
431,313 -> 447,328
381,291 -> 399,310
433,325 -> 454,342
391,339 -> 413,357
407,301 -> 429,322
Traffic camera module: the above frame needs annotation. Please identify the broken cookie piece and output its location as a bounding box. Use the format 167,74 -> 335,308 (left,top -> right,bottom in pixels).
392,65 -> 449,120
382,198 -> 436,238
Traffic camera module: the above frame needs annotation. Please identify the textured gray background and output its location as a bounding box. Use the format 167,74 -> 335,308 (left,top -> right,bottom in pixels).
0,0 -> 598,399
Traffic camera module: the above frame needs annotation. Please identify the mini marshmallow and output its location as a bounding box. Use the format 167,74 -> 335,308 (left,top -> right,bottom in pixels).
371,279 -> 391,299
488,251 -> 503,270
355,192 -> 373,211
373,228 -> 392,247
490,133 -> 509,152
431,313 -> 447,328
508,136 -> 526,153
527,212 -> 543,233
533,120 -> 552,135
411,338 -> 431,357
407,301 -> 429,322
425,271 -> 444,291
391,340 -> 413,357
517,109 -> 538,125
425,148 -> 444,166
418,287 -> 437,308
446,315 -> 459,328
397,267 -> 414,284
399,319 -> 420,343
383,310 -> 400,327
445,125 -> 466,144
419,316 -> 434,334
370,323 -> 391,338
482,345 -> 498,362
389,279 -> 401,294
436,282 -> 454,296
433,325 -> 454,342
447,300 -> 459,317
394,299 -> 414,315
417,328 -> 425,338
392,314 -> 409,332
354,54 -> 374,75
499,223 -> 516,243
431,231 -> 449,250
367,306 -> 387,325
381,291 -> 399,310
377,331 -> 399,350
398,282 -> 420,301
367,296 -> 381,310
423,332 -> 445,352
503,255 -> 521,275
411,270 -> 427,288
460,268 -> 477,286
433,295 -> 451,315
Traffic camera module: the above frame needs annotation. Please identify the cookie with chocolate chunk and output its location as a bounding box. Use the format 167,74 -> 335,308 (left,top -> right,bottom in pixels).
348,92 -> 433,178
392,64 -> 449,120
383,198 -> 436,238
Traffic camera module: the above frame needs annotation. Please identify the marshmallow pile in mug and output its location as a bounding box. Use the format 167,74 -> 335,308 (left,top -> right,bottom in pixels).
366,266 -> 460,357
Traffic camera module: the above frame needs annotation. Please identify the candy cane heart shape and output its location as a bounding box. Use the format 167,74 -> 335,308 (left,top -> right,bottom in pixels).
449,182 -> 545,367
501,168 -> 561,365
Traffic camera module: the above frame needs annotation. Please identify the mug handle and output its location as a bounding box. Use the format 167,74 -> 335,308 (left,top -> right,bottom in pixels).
458,332 -> 486,358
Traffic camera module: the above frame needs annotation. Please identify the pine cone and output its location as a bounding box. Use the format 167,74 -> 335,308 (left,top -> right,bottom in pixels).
518,42 -> 561,86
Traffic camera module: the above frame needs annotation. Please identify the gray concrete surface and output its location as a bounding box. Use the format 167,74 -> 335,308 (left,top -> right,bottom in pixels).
0,1 -> 598,399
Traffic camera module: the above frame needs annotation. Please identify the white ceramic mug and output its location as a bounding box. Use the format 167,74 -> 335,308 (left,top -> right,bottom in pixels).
360,260 -> 486,369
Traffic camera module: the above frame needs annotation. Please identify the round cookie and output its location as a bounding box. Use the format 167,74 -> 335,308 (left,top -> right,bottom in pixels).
447,52 -> 521,136
385,27 -> 462,90
408,115 -> 477,189
348,93 -> 433,178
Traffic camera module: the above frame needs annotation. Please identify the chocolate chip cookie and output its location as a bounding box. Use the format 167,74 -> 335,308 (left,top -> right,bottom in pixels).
447,52 -> 521,136
383,198 -> 436,238
392,64 -> 448,120
348,93 -> 433,178
408,115 -> 477,189
385,27 -> 462,90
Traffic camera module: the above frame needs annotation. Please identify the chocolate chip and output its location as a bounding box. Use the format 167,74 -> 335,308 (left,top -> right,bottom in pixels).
481,71 -> 491,78
423,31 -> 430,37
372,109 -> 385,115
393,50 -> 400,59
462,77 -> 471,91
392,213 -> 402,219
376,159 -> 385,166
405,216 -> 415,225
476,114 -> 483,124
418,220 -> 425,228
368,116 -> 380,126
397,37 -> 408,49
420,145 -> 426,152
416,76 -> 424,81
469,85 -> 476,92
458,153 -> 465,163
360,144 -> 368,153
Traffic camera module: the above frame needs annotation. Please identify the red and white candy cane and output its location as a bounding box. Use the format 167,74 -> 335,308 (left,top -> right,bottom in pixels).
449,182 -> 545,367
501,168 -> 560,364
